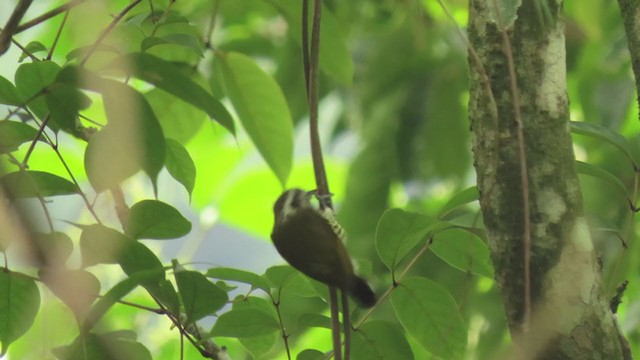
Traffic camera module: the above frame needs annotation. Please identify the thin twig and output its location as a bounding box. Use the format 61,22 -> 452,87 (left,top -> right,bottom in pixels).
47,10 -> 70,60
302,0 -> 310,93
271,294 -> 292,360
14,0 -> 85,34
80,0 -> 143,66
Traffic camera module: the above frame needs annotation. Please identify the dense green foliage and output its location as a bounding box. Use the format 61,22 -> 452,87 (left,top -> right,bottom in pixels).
0,0 -> 638,359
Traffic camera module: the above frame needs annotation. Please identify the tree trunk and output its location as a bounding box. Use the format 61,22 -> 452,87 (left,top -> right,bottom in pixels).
467,0 -> 628,358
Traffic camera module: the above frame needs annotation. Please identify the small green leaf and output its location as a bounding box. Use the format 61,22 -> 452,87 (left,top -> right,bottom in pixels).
83,269 -> 164,332
210,308 -> 279,338
174,270 -> 228,323
570,121 -> 638,167
0,76 -> 21,105
52,332 -> 152,360
375,208 -> 434,271
430,228 -> 494,277
1,170 -> 77,198
296,349 -> 325,360
79,224 -> 132,267
438,186 -> 479,219
19,41 -> 47,62
576,161 -> 630,199
41,269 -> 100,322
15,61 -> 61,120
165,139 -> 196,199
127,200 -> 191,239
352,320 -> 414,360
217,51 -> 294,186
391,277 -> 467,360
206,267 -> 271,292
0,271 -> 40,356
107,53 -> 234,133
0,121 -> 39,153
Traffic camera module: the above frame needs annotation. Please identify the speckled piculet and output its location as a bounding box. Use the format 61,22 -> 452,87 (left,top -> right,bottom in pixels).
271,188 -> 375,307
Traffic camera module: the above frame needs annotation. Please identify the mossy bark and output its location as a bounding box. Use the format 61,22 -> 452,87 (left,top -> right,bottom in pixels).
468,0 -> 627,358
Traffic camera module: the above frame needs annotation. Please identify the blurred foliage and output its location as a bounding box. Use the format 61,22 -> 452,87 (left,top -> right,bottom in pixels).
0,0 -> 638,359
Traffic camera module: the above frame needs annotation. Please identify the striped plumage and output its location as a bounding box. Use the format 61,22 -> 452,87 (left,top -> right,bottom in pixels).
271,189 -> 375,308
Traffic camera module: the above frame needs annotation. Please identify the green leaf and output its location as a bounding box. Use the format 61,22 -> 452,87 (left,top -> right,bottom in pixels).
570,121 -> 638,167
165,139 -> 196,199
391,277 -> 467,360
33,232 -> 73,266
19,41 -> 48,62
206,267 -> 272,292
45,83 -> 91,134
83,269 -> 164,332
430,228 -> 494,278
141,34 -> 204,56
52,332 -> 152,360
217,51 -> 294,186
84,82 -> 166,193
1,170 -> 77,198
210,308 -> 279,338
352,320 -> 414,360
127,200 -> 192,239
15,61 -> 61,120
0,271 -> 40,356
297,313 -> 332,329
575,161 -> 630,199
41,269 -> 100,322
145,88 -> 206,143
79,224 -> 132,267
375,208 -> 434,271
296,349 -> 325,360
438,186 -> 479,219
107,52 -> 234,133
266,0 -> 354,85
174,270 -> 228,323
0,76 -> 21,105
0,121 -> 39,153
118,242 -> 165,281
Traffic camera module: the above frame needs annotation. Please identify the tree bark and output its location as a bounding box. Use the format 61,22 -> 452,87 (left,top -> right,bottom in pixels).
468,0 -> 627,358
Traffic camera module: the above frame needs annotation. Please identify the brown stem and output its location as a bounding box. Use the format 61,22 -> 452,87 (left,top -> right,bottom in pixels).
14,0 -> 85,34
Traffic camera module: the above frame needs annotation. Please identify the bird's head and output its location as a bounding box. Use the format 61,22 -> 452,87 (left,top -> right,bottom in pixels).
273,188 -> 316,224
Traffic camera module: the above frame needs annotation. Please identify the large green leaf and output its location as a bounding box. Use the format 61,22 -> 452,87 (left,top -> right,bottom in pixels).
352,320 -> 414,360
265,0 -> 354,85
391,277 -> 467,360
217,51 -> 294,186
1,170 -> 77,198
210,308 -> 280,338
126,200 -> 192,240
145,88 -> 206,143
429,228 -> 494,278
438,186 -> 479,219
0,271 -> 40,356
0,121 -> 39,154
575,160 -> 630,199
174,270 -> 228,324
41,269 -> 100,322
52,332 -> 152,360
107,52 -> 234,133
375,208 -> 434,271
33,232 -> 73,266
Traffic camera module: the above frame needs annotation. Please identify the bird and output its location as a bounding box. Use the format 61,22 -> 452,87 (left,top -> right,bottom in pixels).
270,188 -> 376,307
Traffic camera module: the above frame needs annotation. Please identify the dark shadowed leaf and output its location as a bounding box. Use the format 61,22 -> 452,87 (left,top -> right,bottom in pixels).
352,320 -> 414,360
206,267 -> 271,292
79,224 -> 132,267
0,76 -> 21,105
52,332 -> 151,360
15,61 -> 60,120
0,121 -> 39,153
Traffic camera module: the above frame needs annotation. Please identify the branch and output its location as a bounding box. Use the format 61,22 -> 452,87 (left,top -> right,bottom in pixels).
0,0 -> 33,56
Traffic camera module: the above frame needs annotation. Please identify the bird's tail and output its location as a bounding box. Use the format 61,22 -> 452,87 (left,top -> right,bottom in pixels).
350,276 -> 376,308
